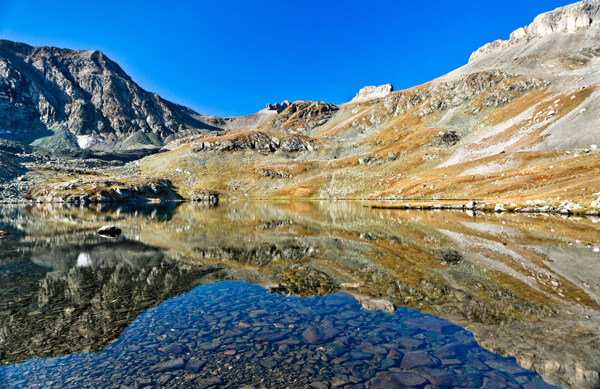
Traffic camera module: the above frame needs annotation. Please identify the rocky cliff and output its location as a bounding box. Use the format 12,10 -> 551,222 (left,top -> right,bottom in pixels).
349,84 -> 394,103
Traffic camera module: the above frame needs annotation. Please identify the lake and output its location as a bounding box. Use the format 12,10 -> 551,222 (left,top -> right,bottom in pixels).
0,201 -> 598,388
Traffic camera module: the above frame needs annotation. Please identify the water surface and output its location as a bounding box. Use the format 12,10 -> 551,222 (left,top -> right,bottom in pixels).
0,201 -> 598,388
0,282 -> 556,388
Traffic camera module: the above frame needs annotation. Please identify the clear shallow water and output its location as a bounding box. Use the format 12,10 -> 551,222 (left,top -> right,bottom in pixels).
0,201 -> 599,388
0,282 -> 556,388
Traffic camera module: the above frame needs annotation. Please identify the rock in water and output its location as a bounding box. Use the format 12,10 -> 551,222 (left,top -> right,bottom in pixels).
96,225 -> 122,237
0,230 -> 9,237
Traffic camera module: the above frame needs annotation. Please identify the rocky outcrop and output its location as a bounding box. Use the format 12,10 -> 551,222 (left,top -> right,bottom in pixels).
32,178 -> 178,204
191,131 -> 316,154
260,101 -> 339,133
0,40 -> 215,150
470,1 -> 600,62
349,84 -> 394,103
257,168 -> 292,179
383,71 -> 544,119
265,101 -> 291,112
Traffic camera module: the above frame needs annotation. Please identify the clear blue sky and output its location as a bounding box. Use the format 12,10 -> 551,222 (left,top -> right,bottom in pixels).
0,0 -> 572,117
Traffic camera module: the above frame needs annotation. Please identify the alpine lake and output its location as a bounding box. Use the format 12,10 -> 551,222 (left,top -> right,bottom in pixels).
1,200 -> 599,389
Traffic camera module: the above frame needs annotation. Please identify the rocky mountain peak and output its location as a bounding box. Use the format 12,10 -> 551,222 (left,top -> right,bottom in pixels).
470,1 -> 600,62
0,40 -> 214,150
265,100 -> 291,113
349,84 -> 394,103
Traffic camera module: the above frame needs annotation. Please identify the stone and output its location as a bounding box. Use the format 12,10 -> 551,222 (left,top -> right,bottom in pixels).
470,1 -> 597,61
389,372 -> 428,387
0,230 -> 9,237
434,342 -> 468,359
195,377 -> 223,389
185,360 -> 207,373
151,358 -> 186,373
259,358 -> 278,369
160,343 -> 189,355
439,130 -> 460,146
302,325 -> 341,344
400,351 -> 437,369
96,225 -> 122,237
438,249 -> 463,264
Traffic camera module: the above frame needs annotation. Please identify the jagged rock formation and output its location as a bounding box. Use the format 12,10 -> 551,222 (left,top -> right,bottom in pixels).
259,101 -> 339,133
470,1 -> 600,62
0,40 -> 216,150
349,84 -> 394,103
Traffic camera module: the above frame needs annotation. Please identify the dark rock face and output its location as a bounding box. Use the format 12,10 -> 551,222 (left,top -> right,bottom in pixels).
0,40 -> 214,150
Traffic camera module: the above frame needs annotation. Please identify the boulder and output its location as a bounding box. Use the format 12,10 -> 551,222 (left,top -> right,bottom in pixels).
97,225 -> 122,237
558,200 -> 583,214
0,230 -> 9,237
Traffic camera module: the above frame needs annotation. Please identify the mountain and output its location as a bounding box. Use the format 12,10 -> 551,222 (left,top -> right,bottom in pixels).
0,40 -> 218,150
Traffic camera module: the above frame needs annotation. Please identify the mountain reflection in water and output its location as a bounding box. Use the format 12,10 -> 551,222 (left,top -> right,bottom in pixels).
0,282 -> 557,388
0,201 -> 598,388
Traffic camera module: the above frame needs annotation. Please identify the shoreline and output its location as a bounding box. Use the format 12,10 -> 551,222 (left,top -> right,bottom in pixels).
1,196 -> 600,217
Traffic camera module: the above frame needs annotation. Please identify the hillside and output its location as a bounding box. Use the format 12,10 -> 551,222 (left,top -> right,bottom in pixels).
112,0 -> 598,208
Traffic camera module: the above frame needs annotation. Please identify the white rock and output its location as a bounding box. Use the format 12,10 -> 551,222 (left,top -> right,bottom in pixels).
349,84 -> 394,103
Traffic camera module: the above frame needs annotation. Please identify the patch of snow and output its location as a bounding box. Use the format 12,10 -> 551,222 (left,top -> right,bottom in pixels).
76,134 -> 105,149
